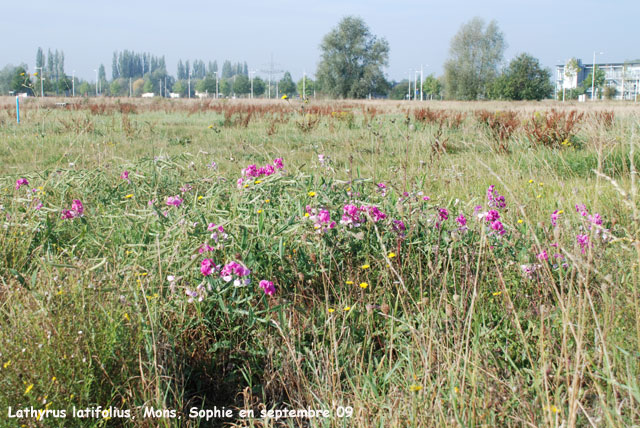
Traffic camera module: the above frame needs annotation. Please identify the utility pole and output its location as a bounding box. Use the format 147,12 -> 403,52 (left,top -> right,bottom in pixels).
303,70 -> 306,100
592,51 -> 604,100
260,54 -> 283,99
188,70 -> 191,99
214,71 -> 219,99
420,65 -> 424,101
249,70 -> 256,99
72,70 -> 75,97
414,70 -> 418,100
94,69 -> 98,96
35,67 -> 44,97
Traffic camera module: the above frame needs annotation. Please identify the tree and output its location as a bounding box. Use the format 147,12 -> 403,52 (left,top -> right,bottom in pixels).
232,74 -> 250,96
581,66 -> 605,99
252,77 -> 265,97
388,81 -> 410,100
278,72 -> 297,97
10,66 -> 32,94
297,77 -> 315,98
177,60 -> 185,80
316,16 -> 390,98
172,80 -> 186,96
488,53 -> 552,100
444,17 -> 506,100
220,79 -> 232,97
132,78 -> 145,96
422,74 -> 443,99
36,48 -> 45,69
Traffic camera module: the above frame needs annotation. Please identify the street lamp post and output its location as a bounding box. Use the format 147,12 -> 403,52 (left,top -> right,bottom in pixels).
35,67 -> 44,97
592,51 -> 604,100
72,70 -> 75,97
249,70 -> 255,99
214,72 -> 219,99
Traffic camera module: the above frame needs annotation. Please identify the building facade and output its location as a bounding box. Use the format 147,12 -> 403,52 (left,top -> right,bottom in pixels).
555,59 -> 640,101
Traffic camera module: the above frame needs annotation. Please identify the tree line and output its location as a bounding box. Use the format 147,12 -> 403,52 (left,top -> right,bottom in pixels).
1,17 -> 557,100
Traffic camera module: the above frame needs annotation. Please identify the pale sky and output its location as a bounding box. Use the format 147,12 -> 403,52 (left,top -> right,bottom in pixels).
1,0 -> 638,82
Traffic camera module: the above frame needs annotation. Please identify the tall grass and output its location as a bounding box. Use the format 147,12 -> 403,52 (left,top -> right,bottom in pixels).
0,97 -> 639,427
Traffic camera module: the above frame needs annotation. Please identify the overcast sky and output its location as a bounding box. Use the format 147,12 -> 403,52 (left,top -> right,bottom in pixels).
1,0 -> 638,82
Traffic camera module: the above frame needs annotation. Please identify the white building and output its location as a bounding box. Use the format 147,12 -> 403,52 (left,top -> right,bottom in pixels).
556,59 -> 640,100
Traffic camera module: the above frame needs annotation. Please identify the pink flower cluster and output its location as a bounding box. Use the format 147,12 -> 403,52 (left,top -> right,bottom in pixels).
15,178 -> 29,190
487,185 -> 506,209
259,280 -> 276,296
166,196 -> 183,207
238,158 -> 284,188
61,199 -> 84,220
305,206 -> 336,233
207,223 -> 228,242
120,170 -> 130,182
551,210 -> 561,227
340,204 -> 387,227
200,258 -> 220,276
479,209 -> 505,235
377,183 -> 387,197
221,261 -> 251,286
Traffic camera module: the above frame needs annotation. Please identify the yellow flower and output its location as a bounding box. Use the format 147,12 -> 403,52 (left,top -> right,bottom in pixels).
3,361 -> 10,369
265,199 -> 270,203
24,384 -> 33,395
538,182 -> 544,186
536,194 -> 542,199
328,308 -> 335,313
124,194 -> 134,199
359,282 -> 368,289
308,191 -> 316,197
243,184 -> 249,188
410,384 -> 423,392
123,313 -> 130,321
198,195 -> 203,200
51,377 -> 56,382
558,210 -> 564,214
345,280 -> 354,285
550,405 -> 560,414
361,264 -> 370,270
344,306 -> 351,311
454,387 -> 459,393
528,179 -> 534,184
492,291 -> 502,296
255,180 -> 262,184
208,125 -> 213,129
304,212 -> 310,217
388,252 -> 396,258
257,209 -> 263,214
517,219 -> 523,224
34,72 -> 38,76
281,94 -> 288,100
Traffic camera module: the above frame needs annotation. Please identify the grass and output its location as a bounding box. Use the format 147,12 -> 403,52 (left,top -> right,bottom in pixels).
0,96 -> 639,427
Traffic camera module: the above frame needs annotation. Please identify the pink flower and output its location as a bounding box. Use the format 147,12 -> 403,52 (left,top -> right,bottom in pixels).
120,170 -> 129,181
166,196 -> 183,207
259,280 -> 276,296
485,210 -> 500,223
551,210 -> 561,227
201,259 -> 217,276
456,214 -> 467,227
537,250 -> 549,261
487,185 -> 506,209
273,158 -> 284,169
490,220 -> 505,235
62,199 -> 84,219
438,208 -> 449,221
198,243 -> 215,254
71,199 -> 84,216
577,234 -> 590,253
15,178 -> 29,190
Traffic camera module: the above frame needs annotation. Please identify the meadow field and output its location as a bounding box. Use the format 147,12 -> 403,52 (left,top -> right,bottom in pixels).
0,96 -> 639,427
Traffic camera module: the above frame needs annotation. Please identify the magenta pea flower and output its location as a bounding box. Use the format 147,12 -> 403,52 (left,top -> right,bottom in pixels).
551,210 -> 561,227
15,178 -> 29,190
166,196 -> 183,207
120,170 -> 129,181
537,250 -> 549,261
259,280 -> 276,296
490,220 -> 505,235
577,234 -> 590,254
201,259 -> 217,276
456,213 -> 467,227
61,199 -> 84,219
273,158 -> 284,169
